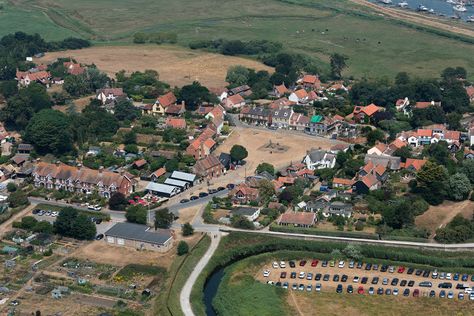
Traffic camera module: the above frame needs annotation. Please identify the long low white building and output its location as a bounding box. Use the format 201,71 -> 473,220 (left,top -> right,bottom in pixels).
146,182 -> 180,197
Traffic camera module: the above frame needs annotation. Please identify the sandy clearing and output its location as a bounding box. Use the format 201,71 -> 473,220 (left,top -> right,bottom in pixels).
415,200 -> 474,237
36,45 -> 273,88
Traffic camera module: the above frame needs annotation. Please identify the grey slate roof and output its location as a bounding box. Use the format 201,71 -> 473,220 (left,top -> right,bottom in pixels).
272,108 -> 292,119
164,178 -> 188,188
105,222 -> 172,245
231,207 -> 259,216
364,154 -> 401,170
170,171 -> 196,183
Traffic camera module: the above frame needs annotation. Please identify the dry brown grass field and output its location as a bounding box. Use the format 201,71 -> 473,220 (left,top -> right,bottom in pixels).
37,45 -> 273,88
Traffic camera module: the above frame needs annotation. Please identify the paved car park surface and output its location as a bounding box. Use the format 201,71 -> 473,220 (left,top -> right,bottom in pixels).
258,259 -> 474,301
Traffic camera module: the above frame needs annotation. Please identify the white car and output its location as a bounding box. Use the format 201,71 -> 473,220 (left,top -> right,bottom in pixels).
338,261 -> 345,268
470,293 -> 474,301
315,283 -> 322,292
393,288 -> 399,296
263,270 -> 270,277
0,195 -> 7,202
299,272 -> 305,279
272,262 -> 279,269
353,276 -> 360,283
280,261 -> 286,268
446,273 -> 452,280
464,288 -> 473,294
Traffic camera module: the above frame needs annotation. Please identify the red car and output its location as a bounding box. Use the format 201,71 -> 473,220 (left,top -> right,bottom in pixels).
280,272 -> 287,279
311,260 -> 319,267
299,260 -> 307,267
413,289 -> 420,297
357,286 -> 364,295
397,266 -> 406,273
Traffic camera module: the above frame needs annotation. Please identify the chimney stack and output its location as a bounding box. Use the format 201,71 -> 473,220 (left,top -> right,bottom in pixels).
55,160 -> 60,167
76,163 -> 82,170
99,166 -> 104,173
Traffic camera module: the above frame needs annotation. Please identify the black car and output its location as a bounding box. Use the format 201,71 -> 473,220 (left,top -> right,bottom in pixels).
290,272 -> 297,279
315,273 -> 322,281
407,268 -> 415,275
380,265 -> 388,272
407,280 -> 415,287
471,275 -> 474,282
347,285 -> 354,293
462,274 -> 468,282
403,289 -> 410,296
391,278 -> 399,286
455,283 -> 465,290
322,261 -> 328,267
429,290 -> 436,297
415,269 -> 423,276
372,264 -> 379,271
361,277 -> 368,284
217,186 -> 226,191
341,275 -> 348,282
226,183 -> 235,189
208,189 -> 217,194
198,192 -> 209,198
371,277 -> 379,285
32,209 -> 40,215
275,282 -> 282,287
365,263 -> 372,271
336,284 -> 343,293
400,280 -> 407,286
333,274 -> 340,282
356,262 -> 363,269
323,274 -> 330,281
289,261 -> 296,268
95,218 -> 102,225
377,287 -> 384,295
385,288 -> 392,295
190,196 -> 199,200
438,282 -> 452,289
423,270 -> 431,278
180,199 -> 189,204
95,234 -> 104,240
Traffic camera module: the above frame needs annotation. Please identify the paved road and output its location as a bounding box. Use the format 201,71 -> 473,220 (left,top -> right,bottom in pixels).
180,232 -> 222,316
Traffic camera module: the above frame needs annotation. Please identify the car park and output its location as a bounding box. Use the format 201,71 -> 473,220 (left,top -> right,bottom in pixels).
347,285 -> 354,293
323,274 -> 330,281
413,289 -> 420,297
357,286 -> 364,294
400,280 -> 407,287
263,270 -> 270,277
289,261 -> 296,268
280,272 -> 287,279
419,281 -> 432,287
336,284 -> 343,293
407,280 -> 415,287
315,273 -> 322,281
369,287 -> 375,295
385,288 -> 391,295
299,272 -> 305,279
315,283 -> 322,292
290,272 -> 296,279
403,289 -> 410,296
333,275 -> 340,282
429,290 -> 436,298
371,277 -> 379,285
306,273 -> 313,280
377,287 -> 384,295
311,259 -> 319,267
391,278 -> 399,286
393,288 -> 399,296
361,277 -> 368,284
341,275 -> 348,282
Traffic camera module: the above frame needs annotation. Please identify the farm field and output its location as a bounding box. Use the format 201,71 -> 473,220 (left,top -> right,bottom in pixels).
1,0 -> 474,79
36,45 -> 273,88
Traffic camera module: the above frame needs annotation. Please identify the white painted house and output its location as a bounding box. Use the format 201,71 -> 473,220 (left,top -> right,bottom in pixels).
302,150 -> 336,170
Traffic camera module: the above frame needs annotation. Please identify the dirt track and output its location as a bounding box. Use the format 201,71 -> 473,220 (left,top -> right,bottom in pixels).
350,0 -> 474,38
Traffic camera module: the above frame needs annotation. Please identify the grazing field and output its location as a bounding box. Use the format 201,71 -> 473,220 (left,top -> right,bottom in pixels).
37,45 -> 273,88
2,0 -> 474,79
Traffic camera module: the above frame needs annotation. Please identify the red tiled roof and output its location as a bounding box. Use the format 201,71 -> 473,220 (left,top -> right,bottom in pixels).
294,89 -> 308,99
133,159 -> 147,168
362,103 -> 380,116
152,167 -> 166,178
157,92 -> 177,107
302,75 -> 320,85
444,130 -> 460,141
417,129 -> 432,137
466,86 -> 474,98
203,138 -> 216,149
415,102 -> 432,109
165,118 -> 186,129
390,138 -> 407,149
361,174 -> 378,188
404,158 -> 427,171
374,164 -> 386,176
362,161 -> 375,174
225,94 -> 245,106
275,84 -> 288,95
278,212 -> 316,226
333,178 -> 355,186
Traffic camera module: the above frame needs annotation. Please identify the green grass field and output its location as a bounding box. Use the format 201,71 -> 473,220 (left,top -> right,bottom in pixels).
1,0 -> 474,79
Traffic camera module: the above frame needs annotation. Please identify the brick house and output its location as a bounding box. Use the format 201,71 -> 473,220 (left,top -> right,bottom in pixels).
193,155 -> 225,179
229,183 -> 260,204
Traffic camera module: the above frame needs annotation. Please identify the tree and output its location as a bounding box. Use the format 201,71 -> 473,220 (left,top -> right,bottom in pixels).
108,192 -> 128,211
24,109 -> 73,155
154,208 -> 174,229
54,207 -> 78,236
125,205 -> 147,224
395,72 -> 410,85
164,159 -> 179,172
256,162 -> 274,175
20,216 -> 38,230
7,190 -> 29,208
226,65 -> 249,87
133,32 -> 148,44
177,240 -> 189,256
178,81 -> 213,111
182,222 -> 194,236
446,173 -> 471,201
258,179 -> 276,204
114,99 -> 141,121
393,146 -> 412,163
71,214 -> 97,240
230,215 -> 254,229
446,112 -> 462,130
122,131 -> 137,145
330,53 -> 348,79
342,244 -> 363,260
32,221 -> 53,234
461,160 -> 474,184
230,145 -> 248,163
415,161 -> 448,205
6,182 -> 17,192
366,129 -> 385,146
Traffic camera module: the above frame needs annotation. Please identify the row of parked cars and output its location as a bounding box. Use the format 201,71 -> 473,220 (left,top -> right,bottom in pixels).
272,259 -> 474,282
32,209 -> 59,217
179,184 -> 233,204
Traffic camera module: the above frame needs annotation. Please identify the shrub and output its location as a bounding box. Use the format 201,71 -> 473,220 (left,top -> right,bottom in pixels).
177,241 -> 189,256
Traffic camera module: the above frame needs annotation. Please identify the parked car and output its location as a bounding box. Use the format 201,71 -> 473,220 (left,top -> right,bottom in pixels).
365,263 -> 372,271
292,283 -> 298,290
226,183 -> 235,189
391,278 -> 399,286
397,266 -> 406,273
180,199 -> 189,204
298,272 -> 305,279
371,277 -> 379,285
282,282 -> 288,289
400,280 -> 407,287
419,281 -> 432,287
338,260 -> 345,268
263,270 -> 270,277
462,274 -> 469,282
439,290 -> 446,298
357,286 -> 364,294
432,271 -> 439,279
393,288 -> 399,296
298,284 -> 305,291
217,186 -> 225,191
290,272 -> 297,279
299,260 -> 307,267
280,272 -> 287,279
322,260 -> 328,267
190,196 -> 199,200
407,280 -> 415,287
323,274 -> 330,281
341,275 -> 348,282
329,261 -> 335,267
311,259 -> 319,267
377,287 -> 384,295
306,273 -> 313,281
382,278 -> 388,285
279,261 -> 286,268
361,277 -> 368,284
353,276 -> 359,283
357,262 -> 363,269
372,264 -> 379,271
385,288 -> 391,295
422,270 -> 430,278
407,268 -> 414,275
333,274 -> 340,282
272,262 -> 279,269
368,287 -> 374,295
198,192 -> 208,198
336,284 -> 343,293
349,261 -> 355,269
453,273 -> 459,281
447,291 -> 454,299
413,289 -> 420,297
388,266 -> 395,273
429,290 -> 436,297
347,285 -> 354,293
306,284 -> 312,292
403,289 -> 410,296
415,269 -> 423,276
459,292 -> 465,300
315,273 -> 322,281
95,234 -> 104,240
289,261 -> 296,268
380,264 -> 388,272
438,282 -> 452,289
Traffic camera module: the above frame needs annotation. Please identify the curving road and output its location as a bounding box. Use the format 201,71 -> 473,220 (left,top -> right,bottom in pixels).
180,232 -> 222,316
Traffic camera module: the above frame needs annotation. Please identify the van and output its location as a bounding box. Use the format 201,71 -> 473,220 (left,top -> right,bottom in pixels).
419,281 -> 432,287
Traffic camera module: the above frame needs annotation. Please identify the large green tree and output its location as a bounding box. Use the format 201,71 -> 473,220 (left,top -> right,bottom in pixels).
226,65 -> 250,87
330,53 -> 348,79
230,145 -> 248,163
154,208 -> 174,229
446,173 -> 471,201
24,109 -> 73,155
178,81 -> 214,111
125,205 -> 147,224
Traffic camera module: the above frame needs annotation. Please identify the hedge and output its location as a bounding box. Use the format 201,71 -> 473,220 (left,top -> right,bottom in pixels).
269,224 -> 379,240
